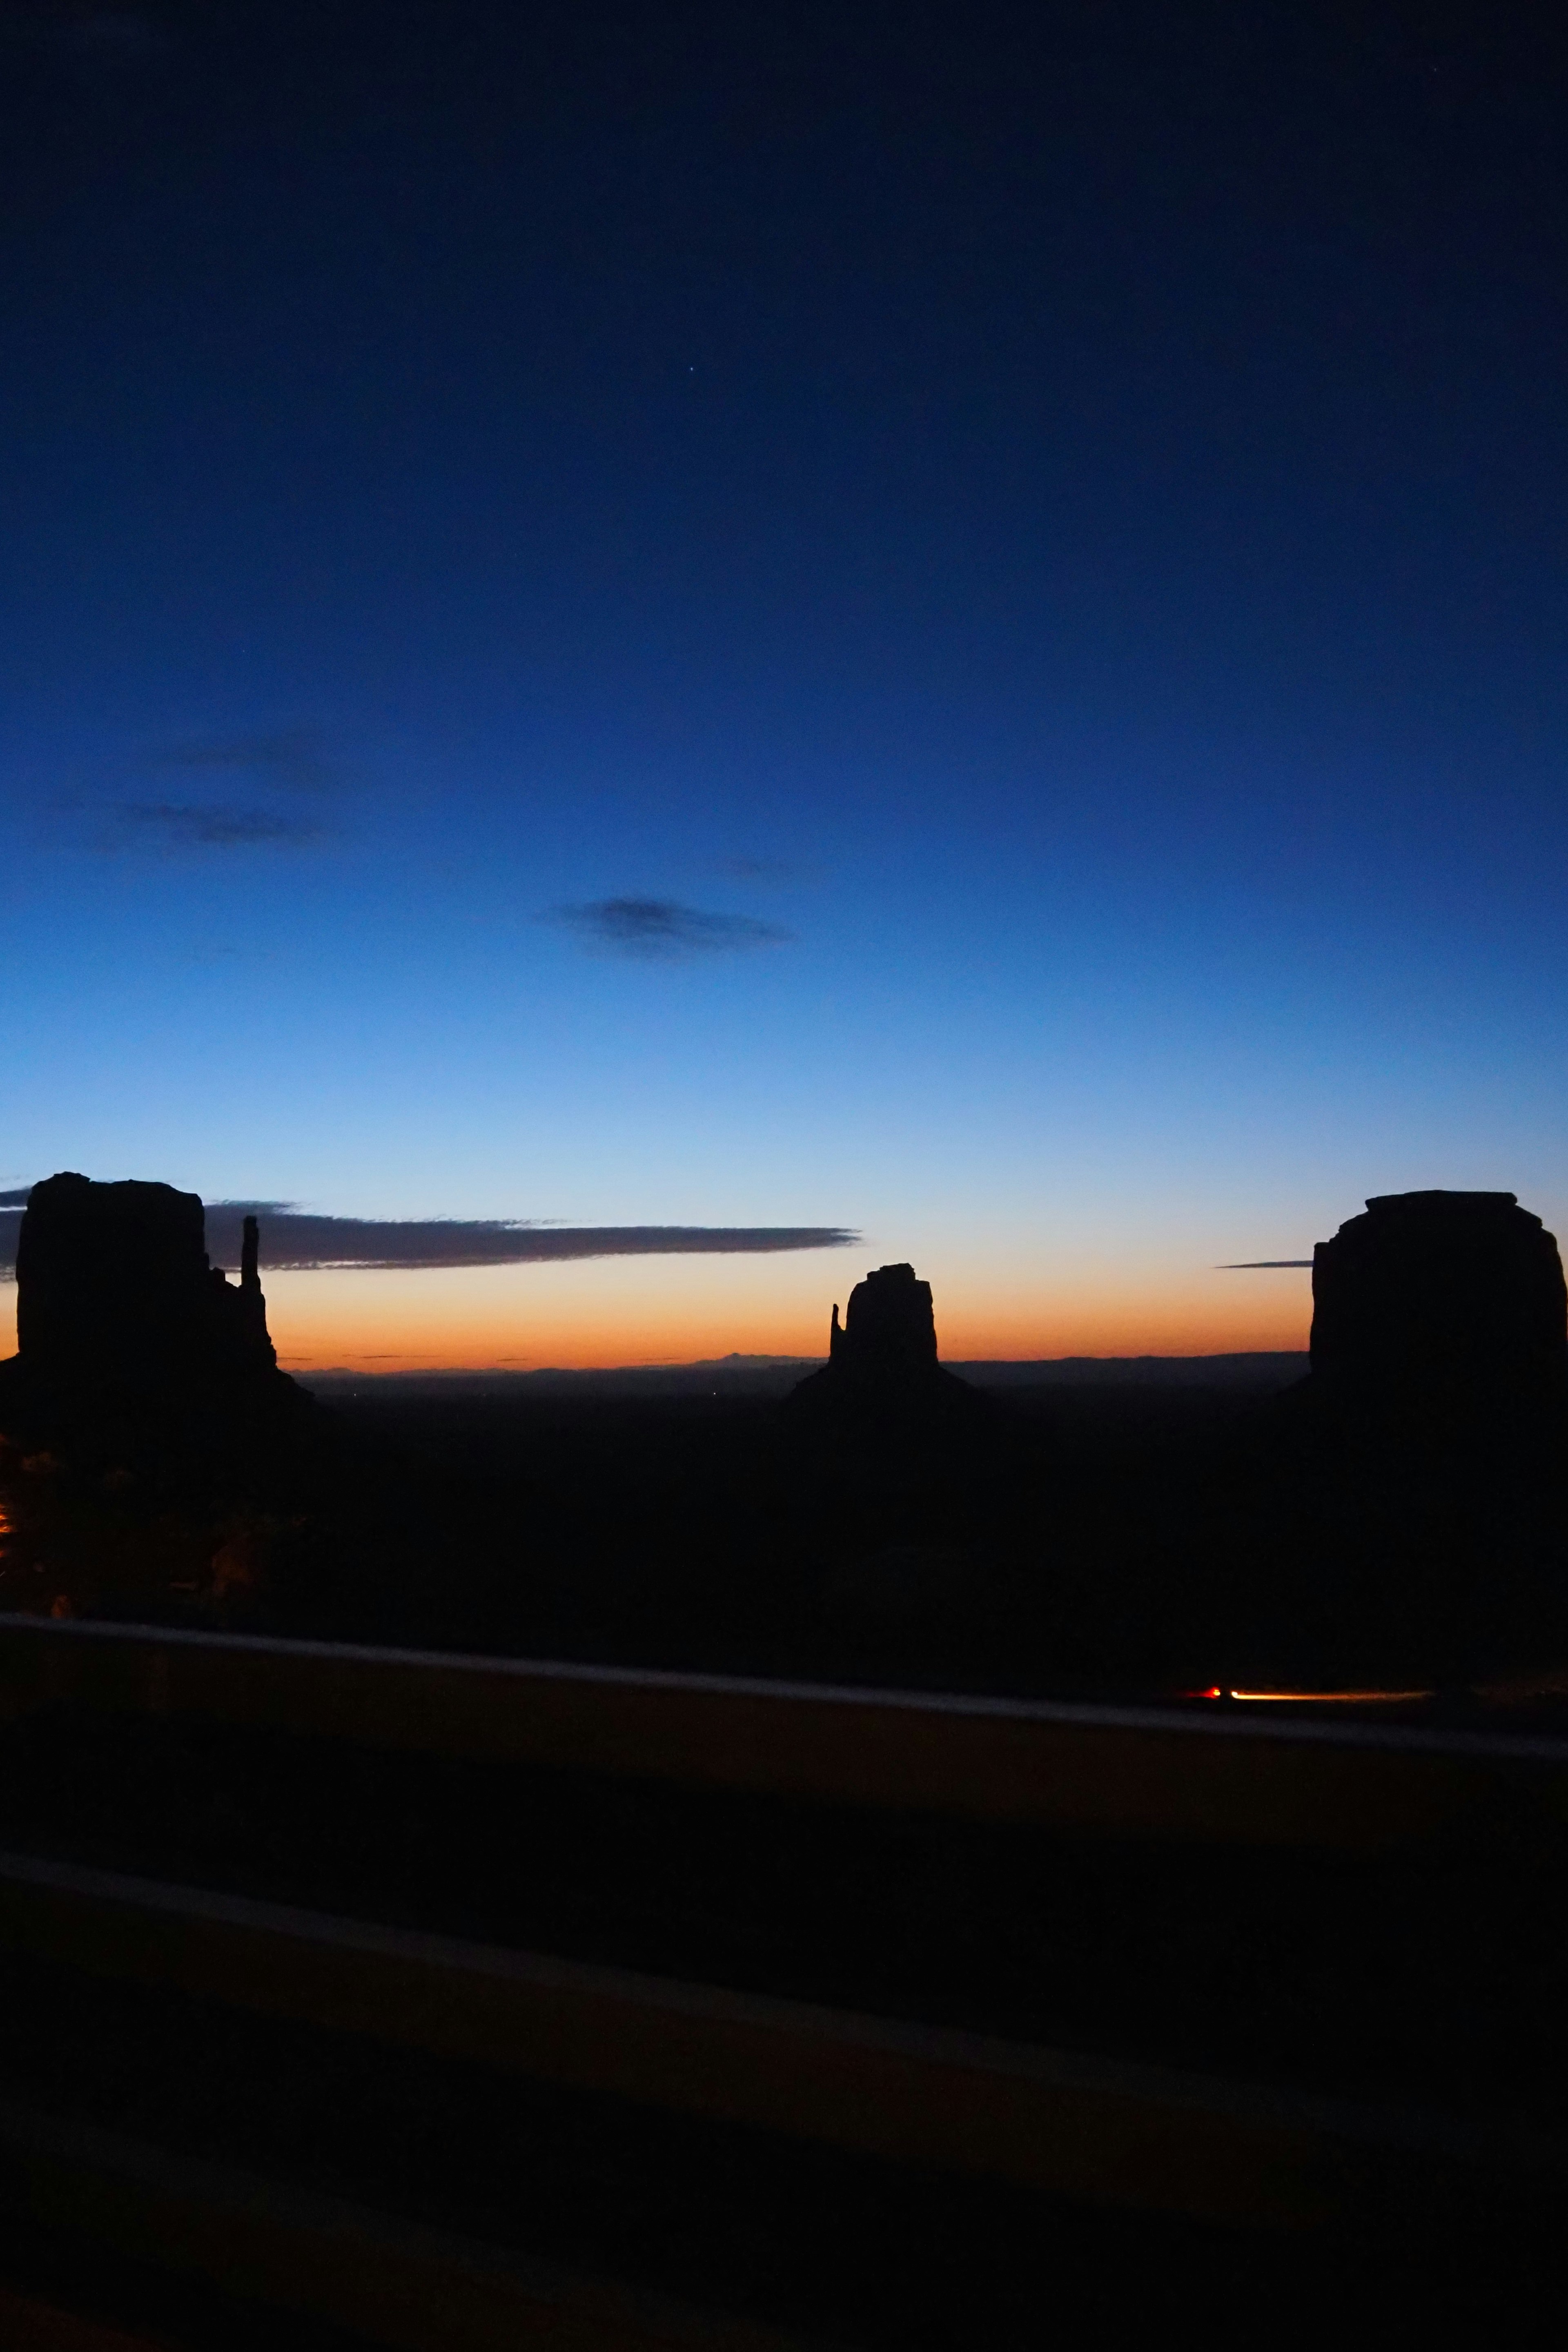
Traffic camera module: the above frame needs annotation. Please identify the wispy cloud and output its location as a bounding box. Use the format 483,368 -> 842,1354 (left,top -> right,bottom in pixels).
548,897 -> 794,961
154,730 -> 333,790
116,803 -> 325,850
33,724 -> 339,858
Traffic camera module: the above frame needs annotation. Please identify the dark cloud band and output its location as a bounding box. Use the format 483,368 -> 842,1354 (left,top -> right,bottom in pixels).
1216,1260 -> 1314,1268
116,803 -> 324,848
548,898 -> 793,959
155,729 -> 329,786
0,1200 -> 855,1276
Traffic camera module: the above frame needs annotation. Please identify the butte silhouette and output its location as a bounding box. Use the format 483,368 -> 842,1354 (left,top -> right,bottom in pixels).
0,1173 -> 303,1458
788,1261 -> 990,1439
1306,1189 -> 1568,1429
1259,1188 -> 1568,1680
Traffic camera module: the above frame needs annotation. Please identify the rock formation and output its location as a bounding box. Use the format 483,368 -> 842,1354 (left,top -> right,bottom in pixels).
828,1262 -> 939,1379
1261,1189 -> 1568,1681
0,1173 -> 298,1436
789,1262 -> 986,1430
1308,1189 -> 1568,1425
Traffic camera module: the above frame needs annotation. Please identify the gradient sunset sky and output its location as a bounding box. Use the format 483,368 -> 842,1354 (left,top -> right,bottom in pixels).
4,4 -> 1567,1371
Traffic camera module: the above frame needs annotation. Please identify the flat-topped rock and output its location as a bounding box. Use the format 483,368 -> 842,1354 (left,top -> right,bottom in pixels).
828,1262 -> 939,1379
1310,1189 -> 1567,1414
2,1172 -> 291,1421
788,1261 -> 987,1443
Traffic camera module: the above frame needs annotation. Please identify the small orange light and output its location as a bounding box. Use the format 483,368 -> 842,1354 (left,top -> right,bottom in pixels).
1225,1688 -> 1434,1704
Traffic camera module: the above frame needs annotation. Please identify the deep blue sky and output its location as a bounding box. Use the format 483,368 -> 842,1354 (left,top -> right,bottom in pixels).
4,2 -> 1567,1362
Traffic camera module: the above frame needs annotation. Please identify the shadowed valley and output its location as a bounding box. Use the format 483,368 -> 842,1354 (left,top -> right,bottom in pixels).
3,1176 -> 1566,1706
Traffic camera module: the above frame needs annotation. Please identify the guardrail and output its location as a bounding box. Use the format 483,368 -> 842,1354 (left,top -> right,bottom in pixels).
0,1613 -> 1563,2344
3,1613 -> 1566,1847
12,1847 -> 1530,2234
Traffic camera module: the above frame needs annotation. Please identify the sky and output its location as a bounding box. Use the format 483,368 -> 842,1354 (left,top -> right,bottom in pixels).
3,1 -> 1567,1369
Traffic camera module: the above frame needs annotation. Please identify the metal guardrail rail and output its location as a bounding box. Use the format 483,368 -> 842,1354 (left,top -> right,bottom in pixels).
1,1615 -> 1565,2341
2,1613 -> 1566,1846
0,1851 -> 1558,2237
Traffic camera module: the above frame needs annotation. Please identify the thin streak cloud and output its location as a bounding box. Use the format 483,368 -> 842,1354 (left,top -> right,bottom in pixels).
548,898 -> 794,961
116,803 -> 325,849
155,730 -> 332,789
0,1202 -> 857,1276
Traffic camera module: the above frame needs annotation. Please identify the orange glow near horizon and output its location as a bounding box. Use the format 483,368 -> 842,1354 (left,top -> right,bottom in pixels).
260,1259 -> 1312,1373
0,1257 -> 1313,1374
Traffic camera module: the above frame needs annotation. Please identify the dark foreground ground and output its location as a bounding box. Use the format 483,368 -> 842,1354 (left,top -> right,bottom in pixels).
2,1360 -> 1566,2343
5,1353 -> 1566,1701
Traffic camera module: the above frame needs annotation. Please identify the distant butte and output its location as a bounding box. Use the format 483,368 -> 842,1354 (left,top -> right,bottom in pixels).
789,1261 -> 988,1429
827,1261 -> 938,1376
1308,1189 -> 1568,1423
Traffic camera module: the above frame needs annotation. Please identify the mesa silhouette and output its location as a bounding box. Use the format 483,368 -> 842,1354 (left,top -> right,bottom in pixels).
1231,1188 -> 1568,1685
0,1172 -> 302,1449
1306,1189 -> 1568,1426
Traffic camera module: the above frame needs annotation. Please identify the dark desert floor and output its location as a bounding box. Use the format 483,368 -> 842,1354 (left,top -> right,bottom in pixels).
9,1353 -> 1565,1711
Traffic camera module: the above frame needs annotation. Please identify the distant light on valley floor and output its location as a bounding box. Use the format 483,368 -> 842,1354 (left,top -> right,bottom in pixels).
1198,1688 -> 1437,1705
